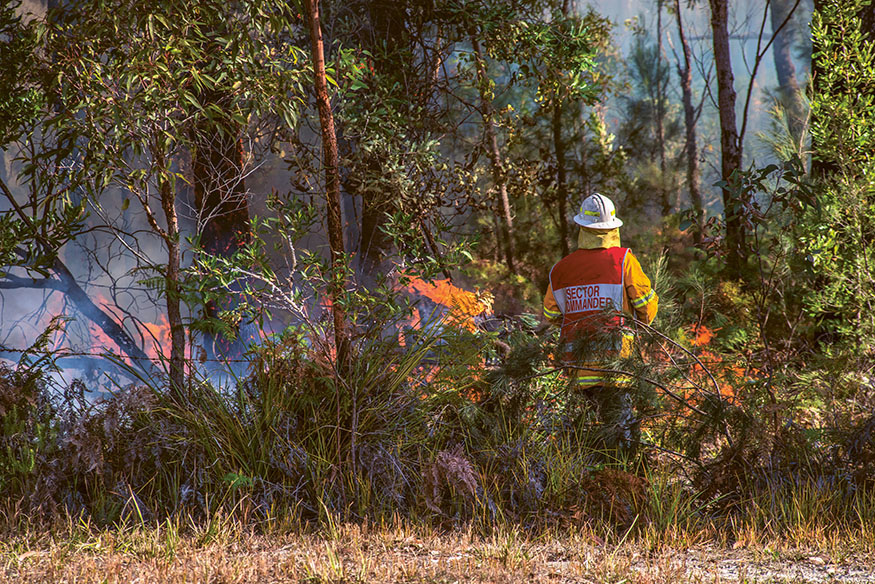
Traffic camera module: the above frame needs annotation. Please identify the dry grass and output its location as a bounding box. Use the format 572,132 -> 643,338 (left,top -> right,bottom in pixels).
2,518 -> 874,584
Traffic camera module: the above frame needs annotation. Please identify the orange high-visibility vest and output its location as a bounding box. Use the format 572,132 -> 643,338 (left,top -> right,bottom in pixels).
544,234 -> 657,388
549,247 -> 629,359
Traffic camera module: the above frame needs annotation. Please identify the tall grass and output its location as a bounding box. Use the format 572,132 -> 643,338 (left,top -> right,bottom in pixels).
1,308 -> 875,552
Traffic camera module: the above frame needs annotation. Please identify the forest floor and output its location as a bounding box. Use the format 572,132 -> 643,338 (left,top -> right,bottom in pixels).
3,522 -> 874,583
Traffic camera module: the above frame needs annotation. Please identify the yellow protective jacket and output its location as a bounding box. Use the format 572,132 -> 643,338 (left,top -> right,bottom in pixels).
543,228 -> 658,388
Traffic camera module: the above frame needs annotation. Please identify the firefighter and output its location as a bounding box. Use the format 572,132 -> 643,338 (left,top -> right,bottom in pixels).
543,193 -> 658,454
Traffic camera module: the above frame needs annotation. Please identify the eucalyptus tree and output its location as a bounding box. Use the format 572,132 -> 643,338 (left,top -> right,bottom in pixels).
770,0 -> 806,143
1,0 -> 307,388
454,1 -> 605,266
671,0 -> 705,240
709,0 -> 805,277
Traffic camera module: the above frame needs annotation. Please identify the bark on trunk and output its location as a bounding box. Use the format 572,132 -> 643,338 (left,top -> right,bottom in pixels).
471,35 -> 516,274
674,0 -> 704,241
306,0 -> 351,374
709,0 -> 745,276
192,123 -> 250,260
656,0 -> 669,216
770,0 -> 805,142
157,164 -> 186,391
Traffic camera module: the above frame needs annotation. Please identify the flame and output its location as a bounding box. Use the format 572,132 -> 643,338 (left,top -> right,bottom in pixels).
400,278 -> 492,403
406,278 -> 492,332
46,293 -> 187,366
689,325 -> 719,347
683,324 -> 741,400
142,313 -> 174,361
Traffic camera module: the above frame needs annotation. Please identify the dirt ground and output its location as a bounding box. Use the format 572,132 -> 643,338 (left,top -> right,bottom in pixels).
3,527 -> 875,583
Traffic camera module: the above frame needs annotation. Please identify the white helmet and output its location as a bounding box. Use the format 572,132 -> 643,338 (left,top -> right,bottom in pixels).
572,193 -> 623,230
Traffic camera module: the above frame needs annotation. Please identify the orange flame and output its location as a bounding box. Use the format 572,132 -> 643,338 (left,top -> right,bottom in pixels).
406,278 -> 492,332
683,324 -> 742,400
689,324 -> 719,347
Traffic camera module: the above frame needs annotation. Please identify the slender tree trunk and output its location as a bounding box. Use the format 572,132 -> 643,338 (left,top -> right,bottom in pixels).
770,0 -> 805,142
709,0 -> 745,276
656,0 -> 669,216
674,0 -> 703,241
553,102 -> 570,256
305,0 -> 350,374
156,158 -> 185,391
471,35 -> 516,274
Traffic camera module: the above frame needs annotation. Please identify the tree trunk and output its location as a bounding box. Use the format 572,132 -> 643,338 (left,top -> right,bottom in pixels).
156,160 -> 185,392
471,35 -> 516,274
51,258 -> 155,374
0,179 -> 156,376
709,0 -> 745,276
192,124 -> 250,264
357,0 -> 408,271
770,0 -> 805,142
674,0 -> 704,241
305,0 -> 351,374
656,0 -> 669,216
552,102 -> 570,256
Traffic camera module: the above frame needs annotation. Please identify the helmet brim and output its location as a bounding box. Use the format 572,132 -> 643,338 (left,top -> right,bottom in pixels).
572,213 -> 623,230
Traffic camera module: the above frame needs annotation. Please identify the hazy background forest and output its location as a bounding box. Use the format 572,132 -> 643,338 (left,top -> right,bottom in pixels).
2,0 -> 875,578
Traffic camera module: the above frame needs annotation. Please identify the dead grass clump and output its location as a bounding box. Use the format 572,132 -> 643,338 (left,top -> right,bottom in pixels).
424,445 -> 479,516
575,469 -> 648,527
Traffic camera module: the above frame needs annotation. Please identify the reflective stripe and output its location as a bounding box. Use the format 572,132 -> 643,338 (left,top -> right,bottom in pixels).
543,306 -> 561,319
630,289 -> 656,308
570,375 -> 635,386
573,376 -> 604,384
584,209 -> 615,217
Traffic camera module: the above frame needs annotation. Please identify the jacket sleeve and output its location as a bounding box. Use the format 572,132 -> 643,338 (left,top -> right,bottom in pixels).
624,252 -> 658,324
543,282 -> 562,323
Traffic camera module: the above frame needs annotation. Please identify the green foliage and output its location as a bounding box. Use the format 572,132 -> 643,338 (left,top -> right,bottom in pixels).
811,0 -> 875,174
477,5 -> 605,106
0,364 -> 57,496
39,0 -> 308,196
4,0 -> 875,546
804,0 -> 875,357
0,2 -> 43,144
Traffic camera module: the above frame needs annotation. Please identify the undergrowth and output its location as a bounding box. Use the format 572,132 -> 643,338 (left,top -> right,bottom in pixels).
1,291 -> 874,546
